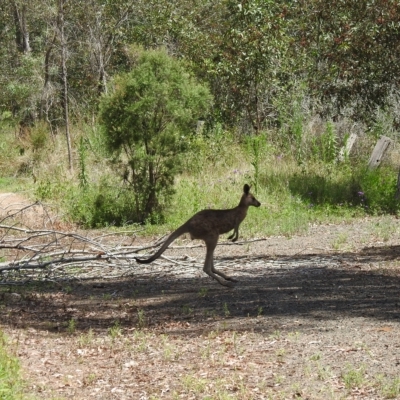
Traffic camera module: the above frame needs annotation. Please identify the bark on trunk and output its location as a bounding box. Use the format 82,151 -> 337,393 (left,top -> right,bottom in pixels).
13,1 -> 31,54
59,0 -> 73,172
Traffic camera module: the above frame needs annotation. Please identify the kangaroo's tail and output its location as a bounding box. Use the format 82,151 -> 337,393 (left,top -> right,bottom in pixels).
135,224 -> 188,264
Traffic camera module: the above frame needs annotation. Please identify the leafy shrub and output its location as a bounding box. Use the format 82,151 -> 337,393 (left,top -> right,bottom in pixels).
0,330 -> 25,399
99,47 -> 212,223
245,132 -> 269,193
65,177 -> 163,228
358,168 -> 399,214
320,122 -> 339,163
288,166 -> 358,207
35,178 -> 70,201
30,121 -> 49,152
288,162 -> 400,215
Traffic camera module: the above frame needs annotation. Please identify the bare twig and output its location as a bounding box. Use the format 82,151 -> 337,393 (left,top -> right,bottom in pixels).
0,201 -> 270,285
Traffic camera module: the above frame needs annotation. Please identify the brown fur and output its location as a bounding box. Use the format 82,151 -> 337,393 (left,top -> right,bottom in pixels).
135,184 -> 261,287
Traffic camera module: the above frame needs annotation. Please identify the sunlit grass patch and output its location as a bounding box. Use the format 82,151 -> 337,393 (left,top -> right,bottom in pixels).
0,330 -> 26,400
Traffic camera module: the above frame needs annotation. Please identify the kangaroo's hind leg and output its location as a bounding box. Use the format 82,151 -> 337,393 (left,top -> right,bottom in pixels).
203,237 -> 234,287
211,257 -> 238,283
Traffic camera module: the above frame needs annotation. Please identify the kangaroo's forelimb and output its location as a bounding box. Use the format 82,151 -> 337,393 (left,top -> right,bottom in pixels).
227,226 -> 239,242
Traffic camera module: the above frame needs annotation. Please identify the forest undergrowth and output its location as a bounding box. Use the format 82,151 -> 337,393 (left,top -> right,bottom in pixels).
1,113 -> 399,239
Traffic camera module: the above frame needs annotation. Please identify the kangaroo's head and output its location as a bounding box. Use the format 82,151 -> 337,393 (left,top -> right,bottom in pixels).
241,184 -> 261,208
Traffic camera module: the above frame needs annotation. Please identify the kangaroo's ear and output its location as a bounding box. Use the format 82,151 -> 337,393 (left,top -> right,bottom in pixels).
243,184 -> 250,194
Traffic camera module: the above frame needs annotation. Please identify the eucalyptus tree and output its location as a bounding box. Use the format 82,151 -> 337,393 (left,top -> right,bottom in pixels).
0,0 -> 43,125
209,0 -> 290,132
294,0 -> 400,120
69,0 -> 138,99
130,0 -> 291,132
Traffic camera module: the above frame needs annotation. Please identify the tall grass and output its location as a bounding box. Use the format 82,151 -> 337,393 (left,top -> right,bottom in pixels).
158,117 -> 400,237
0,109 -> 399,237
0,331 -> 26,400
163,139 -> 370,238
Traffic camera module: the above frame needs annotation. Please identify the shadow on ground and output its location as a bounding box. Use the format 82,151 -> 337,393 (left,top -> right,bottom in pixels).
1,244 -> 400,335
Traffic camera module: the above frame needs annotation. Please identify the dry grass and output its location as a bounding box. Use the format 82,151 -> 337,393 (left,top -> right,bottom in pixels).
5,318 -> 400,400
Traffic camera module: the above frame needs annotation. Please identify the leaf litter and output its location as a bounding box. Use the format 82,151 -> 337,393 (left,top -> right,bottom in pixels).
1,194 -> 400,399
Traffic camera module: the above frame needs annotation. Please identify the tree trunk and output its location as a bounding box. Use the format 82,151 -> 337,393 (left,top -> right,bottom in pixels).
145,162 -> 157,219
40,33 -> 57,121
12,1 -> 31,54
59,0 -> 73,172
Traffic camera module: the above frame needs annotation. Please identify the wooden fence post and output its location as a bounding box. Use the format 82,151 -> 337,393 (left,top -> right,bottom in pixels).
367,136 -> 393,170
337,133 -> 357,162
196,120 -> 205,135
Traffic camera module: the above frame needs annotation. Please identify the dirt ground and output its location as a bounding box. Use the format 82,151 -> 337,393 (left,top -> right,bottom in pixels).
1,192 -> 400,399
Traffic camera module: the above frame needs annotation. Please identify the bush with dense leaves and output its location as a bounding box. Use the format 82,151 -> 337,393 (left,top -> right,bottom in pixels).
98,48 -> 212,223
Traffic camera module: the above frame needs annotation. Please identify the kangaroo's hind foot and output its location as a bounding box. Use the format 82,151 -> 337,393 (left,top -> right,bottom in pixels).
212,265 -> 238,283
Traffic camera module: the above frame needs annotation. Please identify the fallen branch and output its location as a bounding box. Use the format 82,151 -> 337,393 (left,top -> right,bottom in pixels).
0,202 -> 269,285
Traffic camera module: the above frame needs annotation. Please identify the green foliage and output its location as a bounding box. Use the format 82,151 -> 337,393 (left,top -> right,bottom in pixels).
30,121 -> 49,152
0,177 -> 14,190
370,103 -> 399,140
321,122 -> 338,164
0,130 -> 21,177
2,0 -> 400,131
35,178 -> 69,202
341,364 -> 366,390
289,166 -> 357,208
359,168 -> 399,214
179,0 -> 290,130
0,331 -> 25,399
186,124 -> 239,174
0,54 -> 42,121
273,81 -> 310,162
78,136 -> 89,188
295,0 -> 400,119
99,47 -> 212,223
380,376 -> 400,399
65,180 -> 142,228
245,132 -> 269,193
137,309 -> 146,328
108,321 -> 122,339
35,180 -> 53,201
288,162 -> 400,216
2,0 -> 400,134
1,113 -> 400,237
0,111 -> 13,124
67,318 -> 77,334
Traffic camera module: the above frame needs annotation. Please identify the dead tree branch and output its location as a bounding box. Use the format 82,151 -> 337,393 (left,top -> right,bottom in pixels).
0,201 -> 267,285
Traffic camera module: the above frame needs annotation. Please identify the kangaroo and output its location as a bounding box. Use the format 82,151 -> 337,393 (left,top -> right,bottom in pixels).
135,184 -> 261,287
